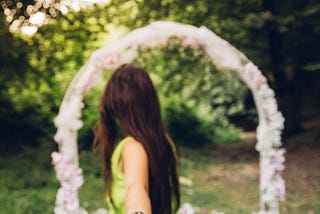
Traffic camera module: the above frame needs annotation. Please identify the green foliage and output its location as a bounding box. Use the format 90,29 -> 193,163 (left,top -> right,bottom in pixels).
133,37 -> 253,145
137,38 -> 253,117
6,0 -> 318,145
161,97 -> 216,147
160,96 -> 242,147
0,5 -> 111,147
108,0 -> 320,135
1,1 -> 261,149
213,126 -> 242,144
108,0 -> 270,68
1,0 -> 319,149
109,0 -> 320,73
78,85 -> 104,150
78,150 -> 106,211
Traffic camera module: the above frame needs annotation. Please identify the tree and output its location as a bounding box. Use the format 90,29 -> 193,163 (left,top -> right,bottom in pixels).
262,0 -> 320,135
0,9 -> 41,147
2,0 -> 319,144
0,1 -> 110,148
107,0 -> 320,136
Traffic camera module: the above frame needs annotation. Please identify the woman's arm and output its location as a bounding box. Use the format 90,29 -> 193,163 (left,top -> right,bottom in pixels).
122,139 -> 151,214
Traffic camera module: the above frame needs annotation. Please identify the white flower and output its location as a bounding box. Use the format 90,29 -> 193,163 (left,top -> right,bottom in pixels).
98,53 -> 121,69
261,148 -> 286,202
242,62 -> 267,89
179,203 -> 195,214
178,36 -> 201,49
179,203 -> 224,214
52,152 -> 84,212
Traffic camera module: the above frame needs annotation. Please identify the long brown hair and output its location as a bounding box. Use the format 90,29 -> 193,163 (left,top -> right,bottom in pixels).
93,64 -> 180,213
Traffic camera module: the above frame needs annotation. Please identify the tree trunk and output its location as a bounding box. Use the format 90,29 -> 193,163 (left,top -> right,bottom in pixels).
263,0 -> 304,137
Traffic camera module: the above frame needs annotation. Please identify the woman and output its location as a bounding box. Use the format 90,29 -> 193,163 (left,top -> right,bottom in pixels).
93,64 -> 180,214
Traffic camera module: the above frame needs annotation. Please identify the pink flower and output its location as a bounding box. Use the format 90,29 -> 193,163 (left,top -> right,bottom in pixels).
52,151 -> 63,163
51,152 -> 84,211
178,36 -> 201,49
261,148 -> 286,201
98,53 -> 121,69
243,62 -> 267,89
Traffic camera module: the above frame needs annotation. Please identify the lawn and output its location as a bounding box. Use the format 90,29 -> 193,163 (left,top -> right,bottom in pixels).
0,134 -> 319,214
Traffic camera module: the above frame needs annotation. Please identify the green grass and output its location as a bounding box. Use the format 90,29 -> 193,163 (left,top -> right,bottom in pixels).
178,146 -> 260,213
0,144 -> 57,214
1,142 -> 319,214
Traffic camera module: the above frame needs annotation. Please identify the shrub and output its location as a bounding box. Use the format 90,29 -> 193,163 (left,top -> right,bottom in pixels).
162,97 -> 216,147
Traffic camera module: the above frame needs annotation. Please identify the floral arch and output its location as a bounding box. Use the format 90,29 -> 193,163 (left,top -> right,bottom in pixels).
52,21 -> 285,214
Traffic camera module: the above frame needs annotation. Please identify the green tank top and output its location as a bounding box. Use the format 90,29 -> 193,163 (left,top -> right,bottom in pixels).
106,136 -> 179,213
106,136 -> 132,214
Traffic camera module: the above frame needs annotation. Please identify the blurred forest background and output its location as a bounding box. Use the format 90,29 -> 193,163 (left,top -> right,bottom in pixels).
0,0 -> 320,213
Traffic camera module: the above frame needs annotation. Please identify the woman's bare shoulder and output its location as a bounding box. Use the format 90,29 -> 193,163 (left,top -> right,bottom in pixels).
122,138 -> 146,155
122,138 -> 148,171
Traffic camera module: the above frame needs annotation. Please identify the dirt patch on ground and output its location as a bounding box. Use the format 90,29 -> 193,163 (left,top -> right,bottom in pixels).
284,147 -> 320,196
205,131 -> 320,213
203,162 -> 259,184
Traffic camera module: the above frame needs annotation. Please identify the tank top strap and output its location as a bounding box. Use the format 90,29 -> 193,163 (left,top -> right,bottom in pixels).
111,136 -> 134,178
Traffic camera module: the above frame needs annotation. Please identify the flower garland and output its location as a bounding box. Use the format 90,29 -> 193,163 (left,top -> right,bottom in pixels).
51,152 -> 84,213
260,148 -> 286,202
241,62 -> 285,214
52,21 -> 286,214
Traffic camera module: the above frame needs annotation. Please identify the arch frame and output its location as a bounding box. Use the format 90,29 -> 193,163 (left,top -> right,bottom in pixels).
52,21 -> 285,214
